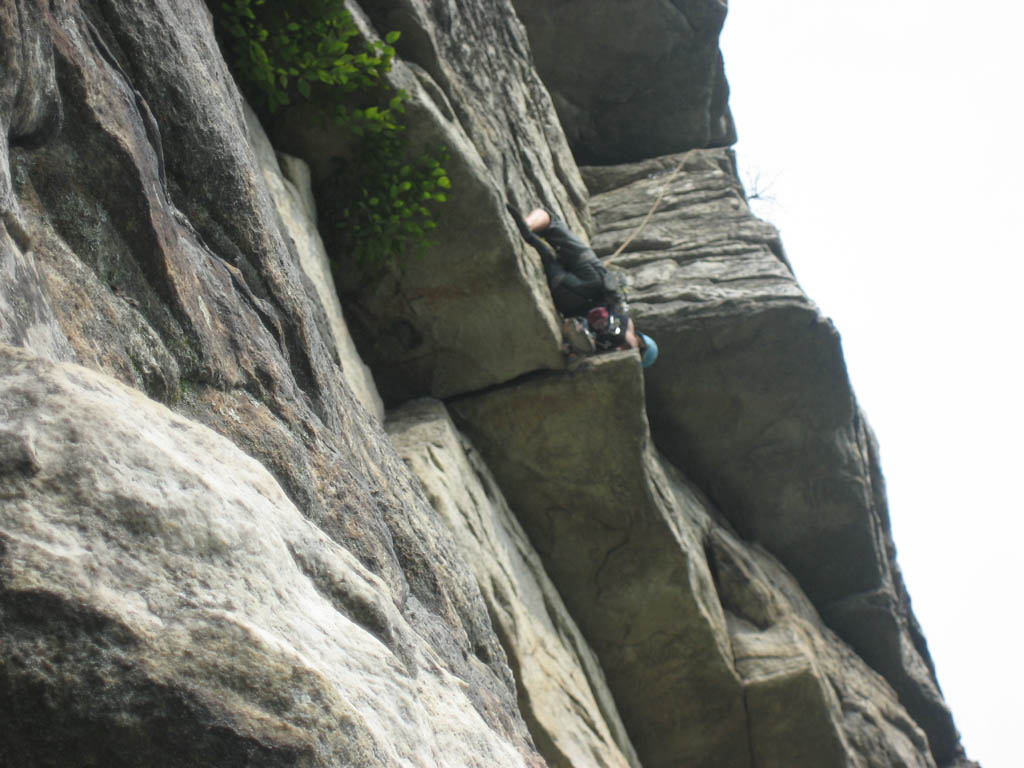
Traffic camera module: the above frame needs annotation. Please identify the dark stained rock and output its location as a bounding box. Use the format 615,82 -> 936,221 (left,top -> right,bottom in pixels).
509,0 -> 736,164
586,148 -> 963,765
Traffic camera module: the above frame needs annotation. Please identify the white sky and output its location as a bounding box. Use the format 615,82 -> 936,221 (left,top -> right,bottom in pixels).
720,3 -> 1023,766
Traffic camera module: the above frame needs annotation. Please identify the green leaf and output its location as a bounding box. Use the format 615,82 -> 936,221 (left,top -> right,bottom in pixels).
385,30 -> 401,44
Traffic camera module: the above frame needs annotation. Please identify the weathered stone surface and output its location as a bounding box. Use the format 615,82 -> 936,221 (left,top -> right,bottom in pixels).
510,0 -> 736,164
590,151 -> 870,603
0,345 -> 537,767
0,0 -> 975,766
0,2 -> 543,763
245,104 -> 384,422
587,148 -> 962,764
388,398 -> 641,768
450,353 -> 750,768
268,0 -> 585,402
355,0 -> 590,227
708,530 -> 937,768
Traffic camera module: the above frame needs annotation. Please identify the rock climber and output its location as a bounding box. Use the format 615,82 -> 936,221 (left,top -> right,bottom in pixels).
507,205 -> 658,367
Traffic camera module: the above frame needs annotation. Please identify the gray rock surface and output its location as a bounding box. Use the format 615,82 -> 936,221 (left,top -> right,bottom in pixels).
0,0 -> 975,766
269,0 -> 586,402
509,0 -> 736,164
245,104 -> 385,422
449,350 -> 947,767
586,148 -> 960,764
0,2 -> 543,764
709,530 -> 937,768
0,345 -> 535,767
450,353 -> 751,768
388,399 -> 641,768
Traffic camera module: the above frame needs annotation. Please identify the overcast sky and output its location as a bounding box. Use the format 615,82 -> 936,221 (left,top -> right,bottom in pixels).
720,2 -> 1023,766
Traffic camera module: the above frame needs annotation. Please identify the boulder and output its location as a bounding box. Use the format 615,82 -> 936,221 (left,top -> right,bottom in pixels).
388,398 -> 641,768
509,0 -> 736,164
450,353 -> 751,768
586,148 -> 961,763
0,345 -> 540,767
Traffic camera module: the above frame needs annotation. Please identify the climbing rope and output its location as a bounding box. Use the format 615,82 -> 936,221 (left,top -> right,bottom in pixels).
607,149 -> 696,260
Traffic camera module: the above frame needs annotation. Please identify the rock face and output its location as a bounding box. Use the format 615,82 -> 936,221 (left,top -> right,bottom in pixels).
269,0 -> 589,403
387,399 -> 641,768
509,0 -> 736,164
448,351 -> 946,768
1,1 -> 541,764
0,0 -> 975,767
0,346 -> 535,767
449,354 -> 750,768
246,105 -> 385,422
709,530 -> 938,768
586,149 -> 961,764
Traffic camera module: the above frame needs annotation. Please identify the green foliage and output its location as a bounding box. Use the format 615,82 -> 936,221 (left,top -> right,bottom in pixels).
217,0 -> 448,267
336,144 -> 451,268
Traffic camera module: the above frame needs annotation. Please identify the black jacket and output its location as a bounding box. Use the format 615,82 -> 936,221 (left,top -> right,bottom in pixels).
535,216 -> 615,317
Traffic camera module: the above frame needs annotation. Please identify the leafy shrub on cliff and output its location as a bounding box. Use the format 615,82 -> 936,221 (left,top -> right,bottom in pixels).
216,0 -> 449,267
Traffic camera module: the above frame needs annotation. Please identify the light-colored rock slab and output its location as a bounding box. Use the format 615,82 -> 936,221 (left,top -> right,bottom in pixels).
245,104 -> 385,422
388,398 -> 641,768
450,353 -> 750,768
0,345 -> 537,767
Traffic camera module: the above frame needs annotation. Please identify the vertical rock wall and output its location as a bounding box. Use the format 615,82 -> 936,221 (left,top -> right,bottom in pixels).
584,149 -> 960,764
508,0 -> 736,164
1,1 -> 544,764
0,0 -> 976,767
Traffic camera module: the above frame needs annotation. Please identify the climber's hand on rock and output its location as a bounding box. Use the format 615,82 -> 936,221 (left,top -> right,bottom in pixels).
506,204 -> 532,238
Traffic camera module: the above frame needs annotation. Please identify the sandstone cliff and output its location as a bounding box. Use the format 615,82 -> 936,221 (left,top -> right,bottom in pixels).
0,1 -> 976,766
